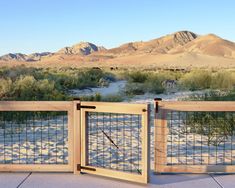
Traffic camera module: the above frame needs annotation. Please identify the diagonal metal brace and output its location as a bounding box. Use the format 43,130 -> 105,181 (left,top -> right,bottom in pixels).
101,130 -> 119,149
100,129 -> 142,175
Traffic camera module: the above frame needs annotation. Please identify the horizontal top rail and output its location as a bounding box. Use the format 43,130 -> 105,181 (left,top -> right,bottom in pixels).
0,101 -> 74,111
81,101 -> 148,114
156,101 -> 235,112
81,101 -> 147,107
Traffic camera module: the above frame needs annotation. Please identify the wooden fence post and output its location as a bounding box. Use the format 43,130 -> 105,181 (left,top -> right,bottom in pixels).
73,98 -> 81,174
154,98 -> 168,173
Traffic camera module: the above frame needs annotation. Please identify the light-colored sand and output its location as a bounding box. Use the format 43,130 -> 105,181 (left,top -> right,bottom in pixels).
69,80 -> 126,96
0,117 -> 68,164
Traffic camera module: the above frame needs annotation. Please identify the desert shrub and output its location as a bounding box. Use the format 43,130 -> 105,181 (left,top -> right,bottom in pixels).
179,70 -> 212,91
0,66 -> 116,101
78,93 -> 123,102
102,94 -> 124,102
127,71 -> 148,83
124,71 -> 176,95
124,83 -> 146,95
179,70 -> 235,91
145,73 -> 167,94
186,112 -> 235,146
183,89 -> 235,146
211,71 -> 235,90
79,93 -> 102,101
185,89 -> 235,101
12,75 -> 37,100
0,78 -> 13,99
10,75 -> 66,101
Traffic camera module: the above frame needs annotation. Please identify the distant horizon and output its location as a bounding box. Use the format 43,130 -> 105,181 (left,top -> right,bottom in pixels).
0,0 -> 235,55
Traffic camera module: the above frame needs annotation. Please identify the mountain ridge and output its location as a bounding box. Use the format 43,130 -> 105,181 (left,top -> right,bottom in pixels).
1,31 -> 235,68
57,42 -> 106,55
0,52 -> 53,62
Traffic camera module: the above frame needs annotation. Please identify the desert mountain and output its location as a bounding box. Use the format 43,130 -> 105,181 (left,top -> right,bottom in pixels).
1,31 -> 235,68
0,52 -> 52,62
171,34 -> 235,58
0,53 -> 28,61
57,42 -> 106,55
27,52 -> 52,61
106,31 -> 198,55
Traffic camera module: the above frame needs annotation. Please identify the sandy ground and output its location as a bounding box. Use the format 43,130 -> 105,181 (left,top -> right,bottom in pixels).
69,80 -> 126,96
1,52 -> 235,69
0,116 -> 68,164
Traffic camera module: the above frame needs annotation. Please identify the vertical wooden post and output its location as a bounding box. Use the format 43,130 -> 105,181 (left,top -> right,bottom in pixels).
73,99 -> 81,174
68,103 -> 74,171
141,103 -> 151,183
154,98 -> 167,173
146,104 -> 151,182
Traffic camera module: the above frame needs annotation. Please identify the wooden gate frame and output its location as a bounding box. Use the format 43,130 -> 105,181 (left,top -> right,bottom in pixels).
0,101 -> 75,172
74,101 -> 150,183
0,100 -> 150,183
154,100 -> 235,173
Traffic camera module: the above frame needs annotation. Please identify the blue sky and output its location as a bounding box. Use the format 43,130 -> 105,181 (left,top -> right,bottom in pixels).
0,0 -> 234,55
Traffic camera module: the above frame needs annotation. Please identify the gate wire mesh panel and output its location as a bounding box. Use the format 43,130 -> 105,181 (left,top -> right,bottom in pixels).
166,111 -> 235,166
87,112 -> 142,174
0,111 -> 68,164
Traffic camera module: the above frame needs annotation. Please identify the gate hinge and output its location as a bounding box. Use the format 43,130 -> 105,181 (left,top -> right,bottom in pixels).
77,164 -> 81,171
154,98 -> 162,113
77,104 -> 96,110
77,164 -> 96,171
155,104 -> 159,113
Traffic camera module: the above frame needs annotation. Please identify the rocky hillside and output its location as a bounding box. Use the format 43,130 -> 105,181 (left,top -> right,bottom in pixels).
0,52 -> 52,62
57,42 -> 106,55
106,31 -> 198,55
171,34 -> 235,58
0,53 -> 28,61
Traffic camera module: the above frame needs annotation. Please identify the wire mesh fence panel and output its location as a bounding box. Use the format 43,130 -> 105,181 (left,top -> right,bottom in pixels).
155,105 -> 235,173
166,111 -> 235,166
86,112 -> 142,175
0,111 -> 68,165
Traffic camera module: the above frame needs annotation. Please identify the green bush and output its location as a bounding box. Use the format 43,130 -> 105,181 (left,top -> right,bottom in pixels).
0,66 -> 116,101
179,70 -> 235,91
123,71 -> 174,95
145,74 -> 166,94
211,71 -> 235,90
124,83 -> 146,95
78,93 -> 123,102
10,75 -> 66,101
187,112 -> 235,146
186,90 -> 235,101
103,94 -> 124,102
79,93 -> 102,101
179,70 -> 212,91
0,78 -> 12,99
127,71 -> 148,83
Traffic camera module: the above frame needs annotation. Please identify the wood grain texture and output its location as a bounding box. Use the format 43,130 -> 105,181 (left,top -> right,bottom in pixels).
0,101 -> 74,172
80,102 -> 150,183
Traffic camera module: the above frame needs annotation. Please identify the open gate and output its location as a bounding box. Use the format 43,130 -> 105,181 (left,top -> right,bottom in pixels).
0,101 -> 150,183
74,101 -> 150,183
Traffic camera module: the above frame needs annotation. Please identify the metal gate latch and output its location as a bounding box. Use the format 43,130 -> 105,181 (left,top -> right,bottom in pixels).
77,164 -> 96,171
77,104 -> 96,110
